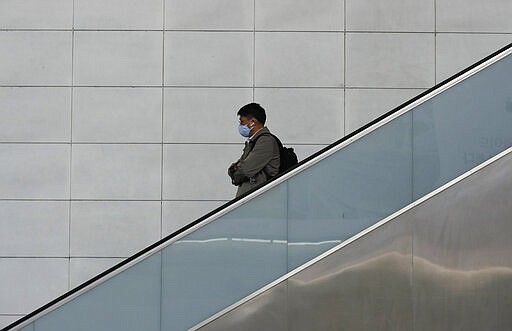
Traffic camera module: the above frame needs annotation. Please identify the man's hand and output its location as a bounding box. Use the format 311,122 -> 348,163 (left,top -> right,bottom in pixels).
228,163 -> 240,185
228,163 -> 237,177
228,162 -> 247,186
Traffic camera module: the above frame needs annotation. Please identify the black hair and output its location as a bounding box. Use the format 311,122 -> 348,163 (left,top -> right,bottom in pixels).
237,103 -> 266,124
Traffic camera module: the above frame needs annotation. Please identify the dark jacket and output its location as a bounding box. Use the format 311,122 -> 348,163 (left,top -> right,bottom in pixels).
229,127 -> 280,197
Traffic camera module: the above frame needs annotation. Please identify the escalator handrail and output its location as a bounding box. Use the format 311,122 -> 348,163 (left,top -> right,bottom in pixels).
4,42 -> 511,331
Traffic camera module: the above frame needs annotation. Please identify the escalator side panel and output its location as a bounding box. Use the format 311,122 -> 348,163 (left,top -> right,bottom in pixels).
287,214 -> 413,331
412,150 -> 512,330
287,112 -> 413,270
199,208 -> 413,331
34,252 -> 162,331
194,282 -> 287,331
413,53 -> 512,199
199,150 -> 512,330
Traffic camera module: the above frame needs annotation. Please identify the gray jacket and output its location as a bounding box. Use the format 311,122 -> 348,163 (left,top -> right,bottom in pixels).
229,127 -> 280,197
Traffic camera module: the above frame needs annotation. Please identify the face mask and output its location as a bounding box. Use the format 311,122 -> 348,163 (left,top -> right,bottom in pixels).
238,123 -> 252,137
238,124 -> 251,138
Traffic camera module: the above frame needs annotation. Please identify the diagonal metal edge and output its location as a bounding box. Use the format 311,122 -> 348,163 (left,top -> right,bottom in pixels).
190,146 -> 512,330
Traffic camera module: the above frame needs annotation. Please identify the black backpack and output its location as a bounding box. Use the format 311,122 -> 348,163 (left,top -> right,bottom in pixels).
253,133 -> 298,175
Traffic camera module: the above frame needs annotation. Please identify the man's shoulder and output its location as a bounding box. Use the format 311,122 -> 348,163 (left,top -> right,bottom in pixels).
252,130 -> 281,154
252,128 -> 276,144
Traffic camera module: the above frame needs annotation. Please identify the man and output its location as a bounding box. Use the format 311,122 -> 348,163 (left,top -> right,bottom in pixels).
228,103 -> 280,197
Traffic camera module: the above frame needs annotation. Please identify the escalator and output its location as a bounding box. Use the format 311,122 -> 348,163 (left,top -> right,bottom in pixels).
195,146 -> 512,331
3,43 -> 511,331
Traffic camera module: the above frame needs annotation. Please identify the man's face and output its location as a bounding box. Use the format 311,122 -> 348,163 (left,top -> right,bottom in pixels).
238,115 -> 257,137
239,116 -> 253,127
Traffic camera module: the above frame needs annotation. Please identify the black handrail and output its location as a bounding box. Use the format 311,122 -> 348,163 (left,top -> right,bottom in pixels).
3,42 -> 511,331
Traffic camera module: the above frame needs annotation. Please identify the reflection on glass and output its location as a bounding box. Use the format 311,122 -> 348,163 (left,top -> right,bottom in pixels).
161,184 -> 288,331
413,55 -> 512,198
287,112 -> 413,269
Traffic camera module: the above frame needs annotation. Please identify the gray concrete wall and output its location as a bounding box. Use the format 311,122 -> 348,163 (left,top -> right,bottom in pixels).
0,0 -> 511,326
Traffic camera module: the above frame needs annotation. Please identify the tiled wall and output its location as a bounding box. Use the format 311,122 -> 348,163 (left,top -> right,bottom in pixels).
0,0 -> 511,325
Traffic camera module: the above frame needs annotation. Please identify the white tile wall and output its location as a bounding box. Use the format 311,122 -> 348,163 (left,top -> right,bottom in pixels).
0,87 -> 71,142
163,144 -> 241,200
255,0 -> 343,31
255,32 -> 344,87
0,201 -> 69,257
0,32 -> 72,86
437,0 -> 512,33
1,0 -> 511,321
73,87 -> 162,143
164,32 -> 253,86
71,144 -> 161,200
0,0 -> 73,29
0,144 -> 70,199
164,88 -> 252,143
70,201 -> 161,257
69,258 -> 123,288
436,34 -> 512,82
345,88 -> 425,133
346,0 -> 434,32
74,0 -> 163,30
162,200 -> 225,236
165,0 -> 253,30
74,31 -> 162,86
254,88 -> 344,144
0,258 -> 68,314
346,33 -> 435,88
